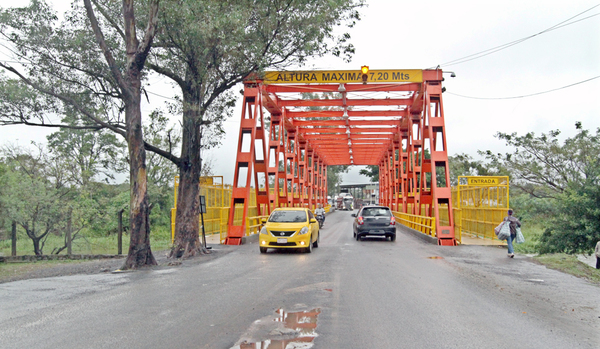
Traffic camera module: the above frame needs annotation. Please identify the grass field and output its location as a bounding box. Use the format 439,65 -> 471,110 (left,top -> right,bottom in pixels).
514,223 -> 542,254
534,254 -> 600,285
0,227 -> 173,257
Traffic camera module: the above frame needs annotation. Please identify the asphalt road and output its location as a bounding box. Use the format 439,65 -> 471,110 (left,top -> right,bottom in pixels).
1,210 -> 599,348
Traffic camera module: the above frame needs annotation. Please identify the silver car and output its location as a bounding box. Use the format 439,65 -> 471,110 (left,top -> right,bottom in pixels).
352,206 -> 396,241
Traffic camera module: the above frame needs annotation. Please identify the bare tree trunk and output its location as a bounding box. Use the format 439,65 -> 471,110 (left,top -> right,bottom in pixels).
67,207 -> 72,256
171,106 -> 206,258
32,237 -> 42,256
122,86 -> 157,268
11,221 -> 17,257
118,209 -> 124,255
83,0 -> 159,269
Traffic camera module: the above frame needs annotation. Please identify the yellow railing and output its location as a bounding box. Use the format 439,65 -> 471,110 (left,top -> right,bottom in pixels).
172,176 -> 331,244
458,207 -> 508,241
452,176 -> 510,242
172,176 -> 232,243
392,211 -> 436,237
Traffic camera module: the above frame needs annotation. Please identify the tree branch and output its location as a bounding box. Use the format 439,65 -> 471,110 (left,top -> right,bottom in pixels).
135,0 -> 160,71
91,0 -> 126,41
83,0 -> 130,99
143,141 -> 181,167
146,62 -> 186,90
0,62 -> 127,138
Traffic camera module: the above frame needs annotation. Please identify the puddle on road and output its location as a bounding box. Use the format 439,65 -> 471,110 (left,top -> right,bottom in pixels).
231,308 -> 321,349
427,256 -> 444,259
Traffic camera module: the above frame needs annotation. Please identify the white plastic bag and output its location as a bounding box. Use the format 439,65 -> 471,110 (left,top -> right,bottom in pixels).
515,227 -> 525,244
497,221 -> 510,241
494,221 -> 505,236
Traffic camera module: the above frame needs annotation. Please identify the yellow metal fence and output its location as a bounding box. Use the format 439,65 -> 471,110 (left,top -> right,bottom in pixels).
170,175 -> 508,245
454,177 -> 510,242
392,211 -> 436,237
172,176 -> 332,244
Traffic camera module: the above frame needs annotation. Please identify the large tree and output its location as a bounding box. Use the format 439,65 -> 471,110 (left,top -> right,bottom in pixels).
1,0 -> 364,260
0,0 -> 160,268
82,0 -> 160,268
145,0 -> 364,258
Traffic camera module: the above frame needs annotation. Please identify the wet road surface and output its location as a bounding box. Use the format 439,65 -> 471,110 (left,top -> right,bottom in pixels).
1,210 -> 599,348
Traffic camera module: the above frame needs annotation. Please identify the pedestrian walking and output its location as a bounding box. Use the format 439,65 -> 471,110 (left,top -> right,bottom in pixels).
596,241 -> 600,269
504,209 -> 521,258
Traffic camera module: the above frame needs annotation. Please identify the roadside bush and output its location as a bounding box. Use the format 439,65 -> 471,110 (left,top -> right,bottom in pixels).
539,184 -> 600,254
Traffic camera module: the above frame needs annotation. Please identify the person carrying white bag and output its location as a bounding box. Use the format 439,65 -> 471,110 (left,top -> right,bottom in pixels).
502,209 -> 521,258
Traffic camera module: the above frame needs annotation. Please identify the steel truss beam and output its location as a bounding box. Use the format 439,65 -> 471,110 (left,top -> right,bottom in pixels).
227,69 -> 455,245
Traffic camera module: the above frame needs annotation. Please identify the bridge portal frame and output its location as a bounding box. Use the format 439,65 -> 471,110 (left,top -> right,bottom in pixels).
226,69 -> 455,245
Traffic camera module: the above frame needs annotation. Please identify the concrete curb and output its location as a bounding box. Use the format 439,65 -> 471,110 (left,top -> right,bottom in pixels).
397,225 -> 438,244
241,233 -> 259,245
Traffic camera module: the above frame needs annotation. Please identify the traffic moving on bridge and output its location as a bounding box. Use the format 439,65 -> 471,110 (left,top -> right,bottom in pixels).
226,68 -> 456,247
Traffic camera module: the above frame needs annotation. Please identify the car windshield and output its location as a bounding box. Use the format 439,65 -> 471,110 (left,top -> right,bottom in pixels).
361,208 -> 390,217
269,211 -> 307,223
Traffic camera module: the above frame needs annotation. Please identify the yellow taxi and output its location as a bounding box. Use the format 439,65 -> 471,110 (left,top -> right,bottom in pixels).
259,207 -> 320,253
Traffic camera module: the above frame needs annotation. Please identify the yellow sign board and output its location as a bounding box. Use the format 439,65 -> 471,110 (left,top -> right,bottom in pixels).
199,176 -> 214,186
467,177 -> 500,186
262,70 -> 423,84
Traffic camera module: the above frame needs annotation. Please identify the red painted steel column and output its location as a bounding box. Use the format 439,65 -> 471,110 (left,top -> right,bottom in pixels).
226,83 -> 271,245
306,149 -> 314,210
323,165 -> 328,207
424,78 -> 456,245
298,141 -> 307,207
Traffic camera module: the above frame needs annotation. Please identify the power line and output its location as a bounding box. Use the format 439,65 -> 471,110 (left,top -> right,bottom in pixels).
447,75 -> 600,100
0,59 -> 28,64
145,90 -> 180,101
436,4 -> 600,68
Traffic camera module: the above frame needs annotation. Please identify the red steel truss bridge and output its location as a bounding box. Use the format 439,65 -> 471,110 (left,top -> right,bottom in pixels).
226,68 -> 456,246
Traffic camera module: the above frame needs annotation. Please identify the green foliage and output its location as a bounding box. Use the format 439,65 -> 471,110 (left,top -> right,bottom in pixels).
0,0 -> 124,129
539,184 -> 600,254
0,145 -> 67,255
513,223 -> 544,254
481,126 -> 600,199
448,153 -> 491,186
359,165 -> 378,182
327,165 -> 349,194
84,182 -> 130,237
143,110 -> 180,187
508,194 -> 556,223
481,124 -> 600,255
47,115 -> 127,186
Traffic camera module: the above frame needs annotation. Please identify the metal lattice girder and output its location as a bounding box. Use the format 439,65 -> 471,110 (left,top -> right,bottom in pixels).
226,84 -> 271,245
227,69 -> 455,245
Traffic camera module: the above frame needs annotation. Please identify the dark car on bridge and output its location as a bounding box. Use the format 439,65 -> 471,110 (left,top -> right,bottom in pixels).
352,205 -> 396,241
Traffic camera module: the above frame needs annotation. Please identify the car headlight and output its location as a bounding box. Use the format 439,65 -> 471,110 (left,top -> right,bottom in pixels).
298,226 -> 309,235
260,226 -> 268,235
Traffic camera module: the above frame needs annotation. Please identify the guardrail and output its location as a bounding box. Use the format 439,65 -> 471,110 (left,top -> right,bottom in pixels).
392,211 -> 436,237
171,175 -> 332,244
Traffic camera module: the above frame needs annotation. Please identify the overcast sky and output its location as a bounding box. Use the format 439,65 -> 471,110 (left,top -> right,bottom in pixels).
1,0 -> 599,185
